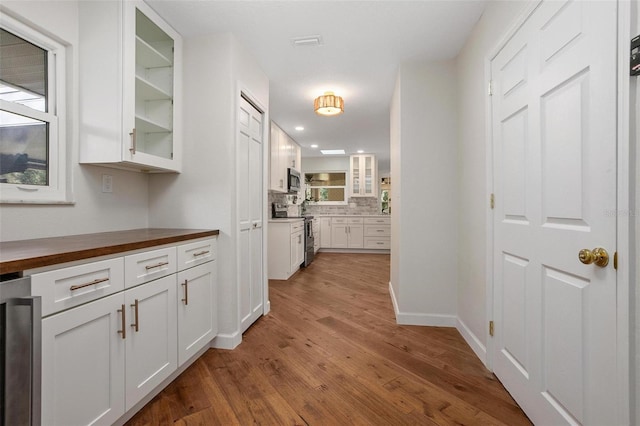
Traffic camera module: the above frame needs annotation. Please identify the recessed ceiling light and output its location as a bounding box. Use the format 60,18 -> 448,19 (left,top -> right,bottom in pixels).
357,150 -> 364,154
321,149 -> 345,155
310,144 -> 318,148
291,35 -> 323,47
295,126 -> 304,131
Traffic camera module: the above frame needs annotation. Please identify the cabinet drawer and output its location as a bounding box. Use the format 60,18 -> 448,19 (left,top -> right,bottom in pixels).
347,217 -> 364,224
32,258 -> 125,317
291,221 -> 304,233
177,238 -> 217,271
365,225 -> 391,237
125,247 -> 176,288
364,217 -> 391,225
364,237 -> 391,250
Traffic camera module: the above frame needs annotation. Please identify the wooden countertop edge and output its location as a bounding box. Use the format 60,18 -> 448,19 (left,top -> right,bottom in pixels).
0,229 -> 219,275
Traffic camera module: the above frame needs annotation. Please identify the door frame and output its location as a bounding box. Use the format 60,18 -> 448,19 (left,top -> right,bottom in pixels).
483,1 -> 631,423
234,82 -> 270,339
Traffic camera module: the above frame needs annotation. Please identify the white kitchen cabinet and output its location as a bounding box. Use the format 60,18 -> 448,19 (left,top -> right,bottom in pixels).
312,218 -> 320,253
38,236 -> 218,425
269,122 -> 301,193
42,292 -> 126,426
350,155 -> 377,197
177,261 -> 217,366
78,0 -> 182,172
42,275 -> 177,423
290,229 -> 305,272
124,275 -> 177,410
330,217 -> 364,248
268,219 -> 304,279
320,217 -> 332,248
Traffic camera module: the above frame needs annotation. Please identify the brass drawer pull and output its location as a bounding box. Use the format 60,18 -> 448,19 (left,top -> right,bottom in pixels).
70,277 -> 109,291
131,299 -> 139,332
145,261 -> 169,270
193,250 -> 210,257
181,280 -> 189,305
376,230 -> 385,232
118,304 -> 126,339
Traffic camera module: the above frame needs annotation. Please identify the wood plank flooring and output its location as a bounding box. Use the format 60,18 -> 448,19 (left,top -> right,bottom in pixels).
126,252 -> 531,425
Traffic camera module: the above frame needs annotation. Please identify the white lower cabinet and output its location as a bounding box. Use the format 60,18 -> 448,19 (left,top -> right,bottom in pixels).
319,216 -> 390,250
37,237 -> 218,425
177,261 -> 217,366
268,220 -> 304,280
42,275 -> 177,424
331,224 -> 349,248
124,275 -> 177,410
320,217 -> 332,248
290,230 -> 304,272
42,292 -> 125,426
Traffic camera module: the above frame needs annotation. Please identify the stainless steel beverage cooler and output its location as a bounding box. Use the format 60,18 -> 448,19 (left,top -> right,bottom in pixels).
0,276 -> 41,426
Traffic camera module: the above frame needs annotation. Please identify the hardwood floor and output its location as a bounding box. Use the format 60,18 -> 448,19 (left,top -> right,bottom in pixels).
126,252 -> 531,425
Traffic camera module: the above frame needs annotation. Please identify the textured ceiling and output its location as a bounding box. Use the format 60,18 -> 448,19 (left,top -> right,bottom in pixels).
146,0 -> 487,173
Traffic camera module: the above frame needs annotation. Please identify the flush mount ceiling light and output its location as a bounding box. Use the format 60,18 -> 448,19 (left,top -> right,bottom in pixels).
321,149 -> 345,155
314,91 -> 344,116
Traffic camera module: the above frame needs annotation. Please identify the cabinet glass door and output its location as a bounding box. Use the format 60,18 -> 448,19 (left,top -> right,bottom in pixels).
133,8 -> 174,160
352,156 -> 360,194
364,156 -> 373,195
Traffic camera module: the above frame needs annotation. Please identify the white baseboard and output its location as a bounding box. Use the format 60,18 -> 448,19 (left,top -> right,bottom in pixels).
456,317 -> 487,365
211,331 -> 242,350
388,281 -> 456,327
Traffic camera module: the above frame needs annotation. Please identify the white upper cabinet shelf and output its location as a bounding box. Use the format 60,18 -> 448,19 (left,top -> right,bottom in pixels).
78,0 -> 182,173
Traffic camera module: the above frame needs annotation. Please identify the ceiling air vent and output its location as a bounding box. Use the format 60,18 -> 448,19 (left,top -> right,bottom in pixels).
291,35 -> 323,47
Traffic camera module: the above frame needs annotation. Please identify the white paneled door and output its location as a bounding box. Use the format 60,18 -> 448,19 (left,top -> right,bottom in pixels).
238,96 -> 264,333
491,1 -> 618,424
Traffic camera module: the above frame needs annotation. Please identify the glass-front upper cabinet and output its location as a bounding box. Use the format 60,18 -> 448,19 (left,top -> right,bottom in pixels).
79,0 -> 182,172
350,154 -> 377,197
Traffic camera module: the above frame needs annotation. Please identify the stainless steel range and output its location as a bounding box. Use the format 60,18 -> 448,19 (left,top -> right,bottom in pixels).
303,216 -> 314,267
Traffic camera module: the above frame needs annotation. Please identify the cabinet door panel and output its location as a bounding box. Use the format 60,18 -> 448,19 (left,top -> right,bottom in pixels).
348,225 -> 364,248
320,218 -> 332,248
331,225 -> 349,248
42,293 -> 125,426
177,262 -> 217,366
125,275 -> 177,410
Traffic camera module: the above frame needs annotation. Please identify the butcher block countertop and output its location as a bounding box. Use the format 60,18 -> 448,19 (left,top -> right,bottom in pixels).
0,228 -> 219,275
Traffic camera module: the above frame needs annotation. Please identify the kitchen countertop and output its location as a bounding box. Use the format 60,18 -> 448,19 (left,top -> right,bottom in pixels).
0,228 -> 219,275
268,218 -> 305,223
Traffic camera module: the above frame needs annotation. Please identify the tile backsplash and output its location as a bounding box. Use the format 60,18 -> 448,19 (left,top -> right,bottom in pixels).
268,192 -> 382,216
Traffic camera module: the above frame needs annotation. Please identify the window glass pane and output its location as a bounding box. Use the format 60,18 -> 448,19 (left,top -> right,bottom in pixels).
0,110 -> 48,185
305,172 -> 346,186
307,187 -> 345,202
0,29 -> 47,112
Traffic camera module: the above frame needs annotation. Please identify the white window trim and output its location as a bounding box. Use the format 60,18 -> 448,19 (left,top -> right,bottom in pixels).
304,170 -> 349,206
0,12 -> 71,204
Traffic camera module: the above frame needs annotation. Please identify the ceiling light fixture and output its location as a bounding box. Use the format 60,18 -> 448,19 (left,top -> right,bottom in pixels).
314,91 -> 344,116
295,126 -> 304,131
321,149 -> 345,155
311,144 -> 318,148
357,150 -> 364,154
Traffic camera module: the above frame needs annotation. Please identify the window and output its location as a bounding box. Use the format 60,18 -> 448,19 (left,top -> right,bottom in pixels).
305,172 -> 347,205
0,14 -> 69,203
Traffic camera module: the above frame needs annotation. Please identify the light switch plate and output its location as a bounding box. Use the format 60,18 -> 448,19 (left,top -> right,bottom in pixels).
102,174 -> 113,193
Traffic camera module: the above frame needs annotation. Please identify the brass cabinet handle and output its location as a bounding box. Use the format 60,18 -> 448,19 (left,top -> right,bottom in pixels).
181,280 -> 189,305
118,304 -> 126,339
193,250 -> 210,257
130,299 -> 139,332
70,277 -> 109,291
376,229 -> 385,233
129,128 -> 136,154
578,247 -> 609,267
145,261 -> 169,270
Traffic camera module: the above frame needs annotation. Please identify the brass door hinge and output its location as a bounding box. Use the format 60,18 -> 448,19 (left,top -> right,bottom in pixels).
490,193 -> 495,209
489,320 -> 494,337
614,251 -> 618,270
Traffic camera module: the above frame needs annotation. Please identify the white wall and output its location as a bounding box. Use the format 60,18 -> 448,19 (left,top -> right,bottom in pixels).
302,156 -> 349,174
454,0 -> 530,360
632,0 -> 640,422
0,1 -> 150,242
390,60 -> 458,326
390,73 -> 401,301
148,33 -> 268,346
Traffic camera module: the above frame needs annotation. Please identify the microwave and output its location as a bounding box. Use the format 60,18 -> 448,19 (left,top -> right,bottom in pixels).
287,168 -> 301,193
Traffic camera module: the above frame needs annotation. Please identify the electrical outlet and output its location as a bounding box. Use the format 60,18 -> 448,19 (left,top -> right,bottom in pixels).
102,174 -> 113,193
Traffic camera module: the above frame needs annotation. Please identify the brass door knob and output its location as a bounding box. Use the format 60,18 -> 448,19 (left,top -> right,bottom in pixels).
578,248 -> 609,267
